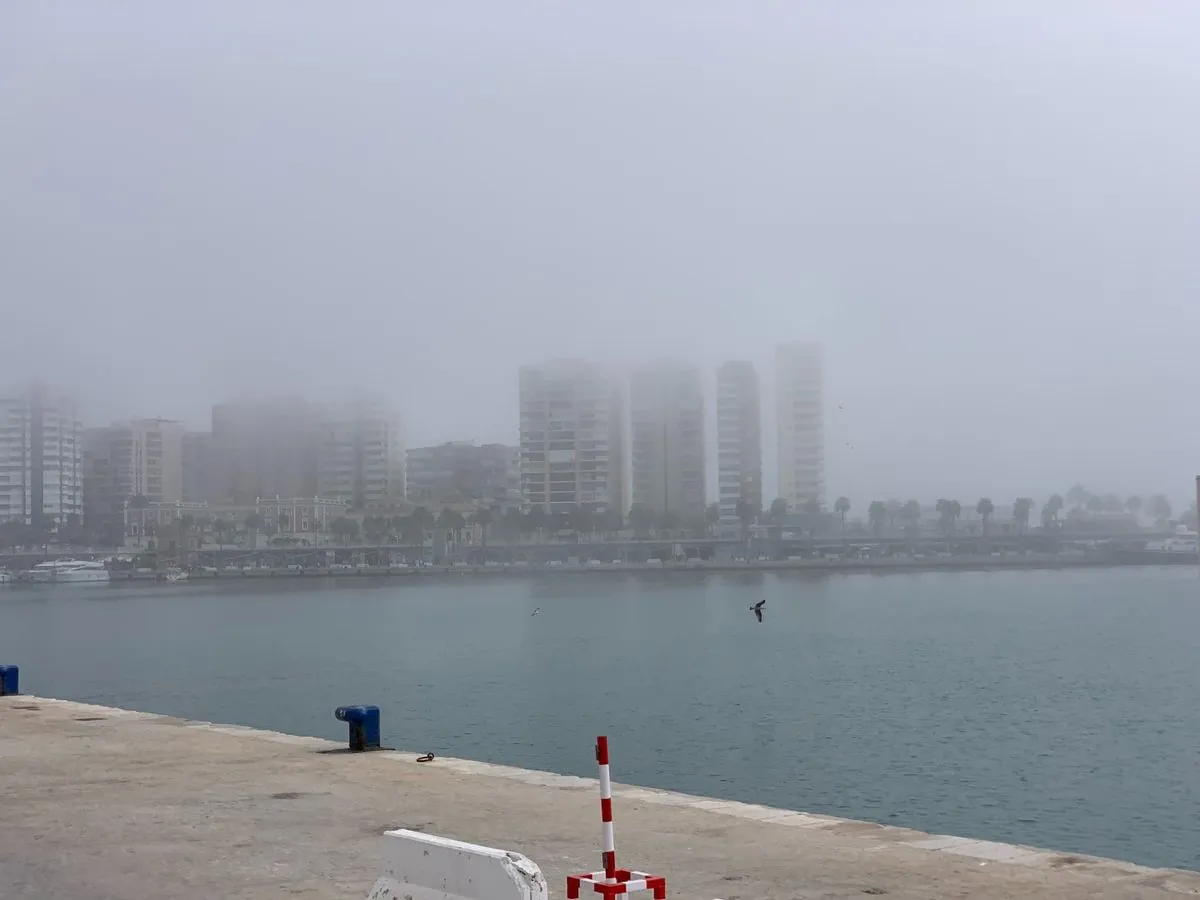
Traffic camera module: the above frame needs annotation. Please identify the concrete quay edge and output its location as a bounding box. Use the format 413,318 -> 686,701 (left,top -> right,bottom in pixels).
4,695 -> 1199,898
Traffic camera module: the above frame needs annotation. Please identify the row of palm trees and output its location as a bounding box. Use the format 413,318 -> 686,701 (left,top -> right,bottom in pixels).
167,488 -> 1188,548
757,489 -> 1180,540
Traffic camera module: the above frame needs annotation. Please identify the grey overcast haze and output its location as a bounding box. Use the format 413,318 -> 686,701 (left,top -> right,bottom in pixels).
3,1 -> 1199,507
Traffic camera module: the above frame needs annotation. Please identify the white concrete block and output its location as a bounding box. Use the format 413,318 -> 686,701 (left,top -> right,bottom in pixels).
367,829 -> 548,900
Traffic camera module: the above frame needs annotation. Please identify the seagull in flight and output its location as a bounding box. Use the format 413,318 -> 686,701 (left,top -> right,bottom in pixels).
749,599 -> 766,623
531,607 -> 541,617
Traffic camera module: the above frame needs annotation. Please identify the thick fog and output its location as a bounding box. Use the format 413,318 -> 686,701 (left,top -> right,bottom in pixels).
3,2 -> 1199,506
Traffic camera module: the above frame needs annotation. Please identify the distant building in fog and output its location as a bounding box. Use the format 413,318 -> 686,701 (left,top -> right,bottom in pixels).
630,361 -> 706,521
182,430 -> 215,504
210,398 -> 320,505
0,385 -> 83,527
775,342 -> 825,510
406,441 -> 519,507
82,418 -> 184,529
317,395 -> 404,508
716,360 -> 762,522
518,360 -> 625,514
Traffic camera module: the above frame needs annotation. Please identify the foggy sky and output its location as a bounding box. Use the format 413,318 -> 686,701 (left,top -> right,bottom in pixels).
4,2 -> 1199,508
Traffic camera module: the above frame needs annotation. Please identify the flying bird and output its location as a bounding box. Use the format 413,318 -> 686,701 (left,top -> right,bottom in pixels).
531,607 -> 541,616
750,599 -> 766,623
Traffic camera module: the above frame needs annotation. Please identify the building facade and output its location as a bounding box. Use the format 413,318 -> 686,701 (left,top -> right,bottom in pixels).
182,430 -> 215,504
518,360 -> 625,515
775,342 -> 825,510
406,441 -> 519,507
82,418 -> 185,530
716,360 -> 762,522
210,398 -> 320,505
630,362 -> 706,522
317,396 -> 404,508
0,386 -> 83,527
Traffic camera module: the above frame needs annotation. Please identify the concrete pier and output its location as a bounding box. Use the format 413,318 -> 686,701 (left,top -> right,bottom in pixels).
3,697 -> 1198,899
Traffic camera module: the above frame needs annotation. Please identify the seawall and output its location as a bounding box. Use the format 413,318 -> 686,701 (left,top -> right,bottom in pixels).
2,695 -> 1197,898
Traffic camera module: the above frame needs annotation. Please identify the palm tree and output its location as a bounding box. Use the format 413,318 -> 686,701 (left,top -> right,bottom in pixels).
768,497 -> 788,523
1125,496 -> 1143,519
597,508 -> 623,538
572,503 -> 598,539
834,497 -> 850,537
704,503 -> 720,536
627,503 -> 654,538
1066,484 -> 1088,510
735,497 -> 757,547
1042,494 -> 1064,529
886,499 -> 902,533
901,499 -> 922,539
976,498 -> 994,536
867,500 -> 887,537
437,508 -> 466,544
330,516 -> 358,546
500,507 -> 523,542
212,518 -> 232,547
1149,494 -> 1172,526
401,515 -> 426,547
471,506 -> 495,547
1012,497 -> 1033,533
363,516 -> 387,544
525,504 -> 547,539
1085,495 -> 1105,515
935,499 -> 953,537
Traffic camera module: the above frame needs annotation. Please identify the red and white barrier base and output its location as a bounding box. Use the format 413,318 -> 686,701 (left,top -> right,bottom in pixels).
566,869 -> 666,899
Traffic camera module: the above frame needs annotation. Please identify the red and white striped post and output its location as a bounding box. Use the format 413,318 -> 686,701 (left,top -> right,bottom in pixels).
598,735 -> 617,879
567,736 -> 666,900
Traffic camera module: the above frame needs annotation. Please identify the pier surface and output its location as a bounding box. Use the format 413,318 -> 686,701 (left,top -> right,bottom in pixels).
3,697 -> 1198,899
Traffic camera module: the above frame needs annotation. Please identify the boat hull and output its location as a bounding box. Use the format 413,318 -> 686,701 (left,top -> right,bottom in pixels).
28,570 -> 111,584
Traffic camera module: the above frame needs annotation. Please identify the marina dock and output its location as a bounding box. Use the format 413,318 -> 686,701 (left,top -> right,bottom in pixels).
3,696 -> 1198,898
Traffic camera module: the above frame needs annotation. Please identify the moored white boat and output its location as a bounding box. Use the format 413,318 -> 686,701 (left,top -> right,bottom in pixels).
28,559 -> 111,584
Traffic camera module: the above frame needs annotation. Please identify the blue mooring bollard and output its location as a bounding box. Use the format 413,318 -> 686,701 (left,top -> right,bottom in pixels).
0,665 -> 19,696
334,704 -> 381,751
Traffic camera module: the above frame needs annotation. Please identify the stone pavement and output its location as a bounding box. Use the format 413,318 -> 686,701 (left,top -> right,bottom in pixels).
2,696 -> 1197,899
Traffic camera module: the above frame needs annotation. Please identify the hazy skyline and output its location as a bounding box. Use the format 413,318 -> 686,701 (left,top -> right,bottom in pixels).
4,2 -> 1199,507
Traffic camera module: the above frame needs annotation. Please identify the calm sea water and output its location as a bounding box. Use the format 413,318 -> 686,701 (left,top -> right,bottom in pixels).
3,568 -> 1199,870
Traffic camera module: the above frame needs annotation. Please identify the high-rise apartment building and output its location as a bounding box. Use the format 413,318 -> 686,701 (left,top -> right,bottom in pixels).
210,398 -> 320,504
630,362 -> 706,521
82,418 -> 184,529
716,360 -> 762,522
406,441 -> 519,507
518,360 -> 625,514
775,342 -> 825,510
181,430 -> 215,504
0,385 -> 83,526
317,396 -> 404,508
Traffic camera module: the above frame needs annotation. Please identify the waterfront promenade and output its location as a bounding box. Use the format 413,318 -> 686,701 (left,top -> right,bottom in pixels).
3,696 -> 1198,898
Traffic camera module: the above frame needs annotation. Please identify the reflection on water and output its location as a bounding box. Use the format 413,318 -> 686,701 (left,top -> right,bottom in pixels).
2,567 -> 1199,870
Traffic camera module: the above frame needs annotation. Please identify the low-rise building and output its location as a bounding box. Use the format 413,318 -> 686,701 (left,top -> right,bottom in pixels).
406,442 -> 519,508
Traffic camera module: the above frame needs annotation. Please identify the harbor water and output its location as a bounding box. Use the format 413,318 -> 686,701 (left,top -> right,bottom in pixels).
2,567 -> 1199,871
